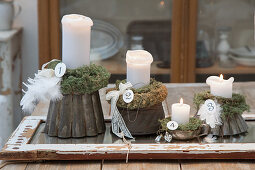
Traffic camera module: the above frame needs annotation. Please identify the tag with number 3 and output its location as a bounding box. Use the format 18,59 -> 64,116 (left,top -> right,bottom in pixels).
55,63 -> 66,78
204,99 -> 216,114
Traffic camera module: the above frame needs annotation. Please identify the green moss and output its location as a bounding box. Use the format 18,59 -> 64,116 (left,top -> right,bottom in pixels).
194,91 -> 250,120
107,79 -> 168,110
47,60 -> 61,69
159,117 -> 202,131
47,61 -> 111,94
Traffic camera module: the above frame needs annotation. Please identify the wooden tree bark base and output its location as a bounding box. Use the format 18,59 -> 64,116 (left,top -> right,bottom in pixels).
211,114 -> 248,136
118,103 -> 165,135
44,91 -> 106,138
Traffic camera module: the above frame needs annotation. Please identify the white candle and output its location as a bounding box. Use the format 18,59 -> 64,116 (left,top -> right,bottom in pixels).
62,14 -> 93,69
206,74 -> 234,98
171,98 -> 190,125
126,50 -> 153,89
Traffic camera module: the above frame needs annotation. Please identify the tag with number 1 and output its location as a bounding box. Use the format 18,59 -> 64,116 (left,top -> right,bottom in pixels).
55,63 -> 66,78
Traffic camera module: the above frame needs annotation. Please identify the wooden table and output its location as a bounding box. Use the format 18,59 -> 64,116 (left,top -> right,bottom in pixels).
1,83 -> 255,170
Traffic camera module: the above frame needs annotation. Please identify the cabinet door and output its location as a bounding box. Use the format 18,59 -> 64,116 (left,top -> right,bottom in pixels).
195,0 -> 255,82
171,0 -> 197,83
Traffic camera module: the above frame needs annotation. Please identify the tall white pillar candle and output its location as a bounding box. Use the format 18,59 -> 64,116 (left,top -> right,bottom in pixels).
126,50 -> 153,89
62,14 -> 93,69
171,98 -> 190,125
206,74 -> 234,98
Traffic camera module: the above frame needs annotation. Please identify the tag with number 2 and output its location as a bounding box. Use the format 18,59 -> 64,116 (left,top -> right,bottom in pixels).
123,90 -> 134,103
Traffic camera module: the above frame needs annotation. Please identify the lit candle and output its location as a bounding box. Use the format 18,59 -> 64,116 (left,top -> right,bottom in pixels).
62,14 -> 93,69
206,74 -> 234,98
126,50 -> 153,89
171,98 -> 190,125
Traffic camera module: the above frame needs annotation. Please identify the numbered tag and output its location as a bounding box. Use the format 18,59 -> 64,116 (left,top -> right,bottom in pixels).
123,90 -> 134,103
167,121 -> 178,130
55,63 -> 66,78
204,99 -> 216,114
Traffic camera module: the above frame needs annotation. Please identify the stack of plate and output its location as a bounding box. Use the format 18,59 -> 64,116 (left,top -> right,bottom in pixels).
229,47 -> 255,66
90,20 -> 124,61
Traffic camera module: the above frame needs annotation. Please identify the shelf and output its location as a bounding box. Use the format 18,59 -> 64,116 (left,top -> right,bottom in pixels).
93,55 -> 170,75
196,62 -> 255,75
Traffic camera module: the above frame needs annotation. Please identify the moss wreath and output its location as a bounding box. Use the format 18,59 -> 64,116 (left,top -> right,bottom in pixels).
194,91 -> 249,120
159,117 -> 203,132
47,60 -> 111,95
107,79 -> 168,110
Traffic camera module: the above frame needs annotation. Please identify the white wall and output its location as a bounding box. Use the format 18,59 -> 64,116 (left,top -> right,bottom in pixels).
13,0 -> 38,124
14,0 -> 38,83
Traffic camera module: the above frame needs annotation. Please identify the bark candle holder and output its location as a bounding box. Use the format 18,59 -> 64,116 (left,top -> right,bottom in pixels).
107,79 -> 168,135
44,62 -> 111,138
194,91 -> 249,136
45,91 -> 105,138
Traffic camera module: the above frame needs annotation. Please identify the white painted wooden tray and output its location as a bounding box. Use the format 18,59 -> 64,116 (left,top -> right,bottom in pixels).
1,116 -> 255,160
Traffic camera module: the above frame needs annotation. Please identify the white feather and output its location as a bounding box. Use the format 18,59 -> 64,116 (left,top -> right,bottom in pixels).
197,101 -> 222,128
20,69 -> 63,114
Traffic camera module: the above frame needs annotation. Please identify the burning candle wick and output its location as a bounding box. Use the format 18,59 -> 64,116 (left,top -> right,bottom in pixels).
180,98 -> 183,105
220,74 -> 223,82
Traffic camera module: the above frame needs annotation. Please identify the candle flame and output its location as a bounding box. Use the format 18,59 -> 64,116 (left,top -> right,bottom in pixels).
180,98 -> 183,104
220,74 -> 223,81
160,0 -> 165,6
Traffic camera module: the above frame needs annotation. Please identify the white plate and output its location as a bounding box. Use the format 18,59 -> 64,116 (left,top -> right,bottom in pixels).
229,54 -> 255,66
229,47 -> 255,58
90,20 -> 124,61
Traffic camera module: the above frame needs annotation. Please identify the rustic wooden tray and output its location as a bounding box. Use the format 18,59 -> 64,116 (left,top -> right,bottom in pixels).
1,115 -> 255,161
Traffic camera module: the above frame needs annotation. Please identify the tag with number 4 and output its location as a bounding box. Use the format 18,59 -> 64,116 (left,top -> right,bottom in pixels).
167,121 -> 178,130
55,63 -> 66,78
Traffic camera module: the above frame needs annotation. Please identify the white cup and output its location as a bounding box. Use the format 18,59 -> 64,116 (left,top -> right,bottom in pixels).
0,0 -> 21,30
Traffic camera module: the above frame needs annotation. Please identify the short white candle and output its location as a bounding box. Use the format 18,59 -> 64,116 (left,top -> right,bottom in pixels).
171,98 -> 190,125
126,50 -> 153,89
206,74 -> 234,98
62,14 -> 93,69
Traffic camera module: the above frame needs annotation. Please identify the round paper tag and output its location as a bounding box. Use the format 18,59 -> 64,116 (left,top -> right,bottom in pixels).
123,90 -> 134,103
167,121 -> 178,130
55,63 -> 66,78
204,99 -> 216,113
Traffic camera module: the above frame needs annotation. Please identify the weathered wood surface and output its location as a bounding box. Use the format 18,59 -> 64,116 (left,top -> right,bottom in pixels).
1,82 -> 255,169
1,160 -> 255,170
102,160 -> 180,170
181,160 -> 255,170
44,91 -> 106,138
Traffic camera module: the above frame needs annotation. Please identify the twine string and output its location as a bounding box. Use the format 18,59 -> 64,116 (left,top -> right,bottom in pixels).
120,132 -> 132,163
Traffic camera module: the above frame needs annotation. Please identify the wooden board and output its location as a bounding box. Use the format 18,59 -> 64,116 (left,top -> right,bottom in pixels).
1,116 -> 255,161
181,160 -> 255,170
103,160 -> 180,170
